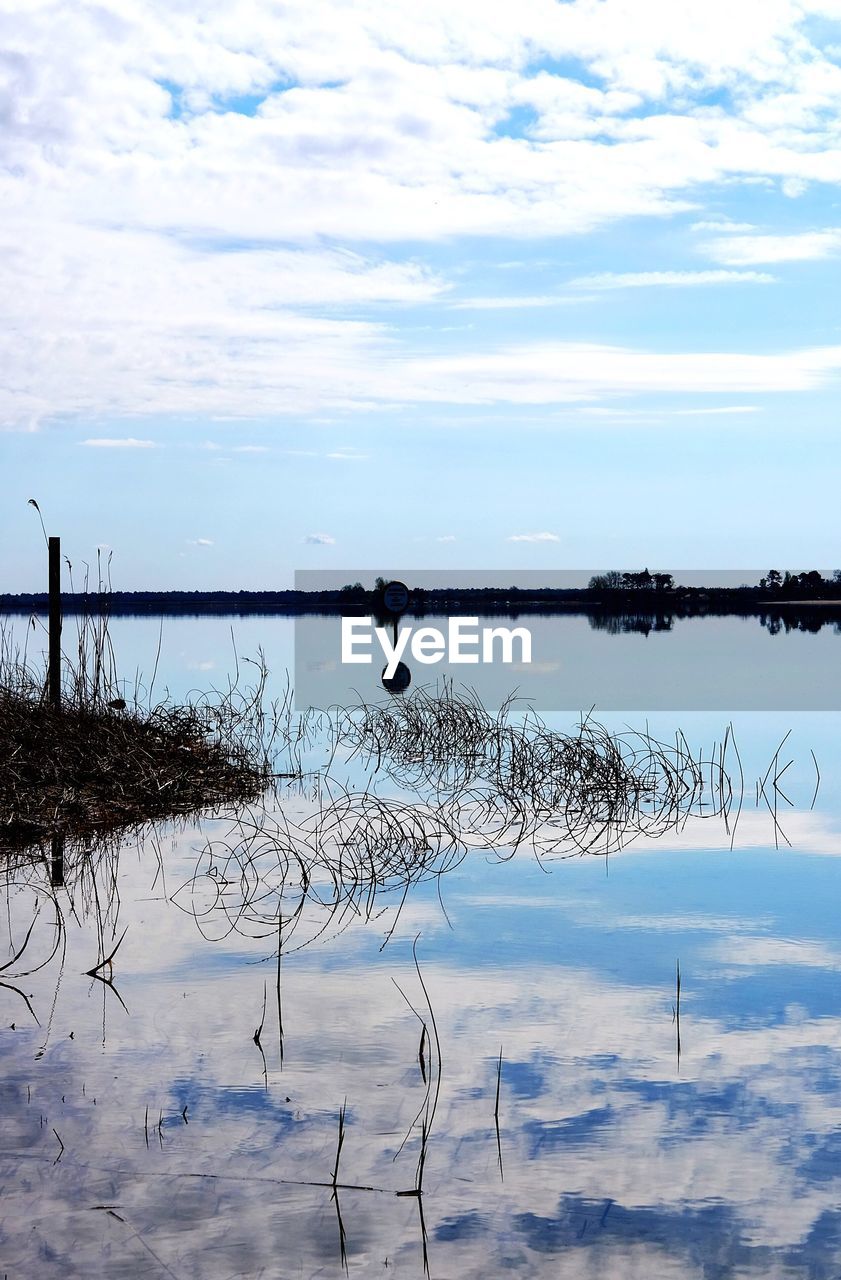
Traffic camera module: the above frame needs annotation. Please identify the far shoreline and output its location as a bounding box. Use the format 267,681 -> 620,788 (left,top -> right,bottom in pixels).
4,585 -> 841,618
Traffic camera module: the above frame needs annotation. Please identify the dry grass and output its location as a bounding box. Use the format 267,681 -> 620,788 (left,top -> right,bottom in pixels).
0,690 -> 270,850
0,614 -> 278,854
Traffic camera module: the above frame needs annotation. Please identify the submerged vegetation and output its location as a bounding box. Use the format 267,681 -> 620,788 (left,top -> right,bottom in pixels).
1,576 -> 814,959
177,684 -> 766,956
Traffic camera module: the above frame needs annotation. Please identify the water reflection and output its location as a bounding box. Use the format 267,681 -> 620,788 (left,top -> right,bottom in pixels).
585,604 -> 841,640
10,862 -> 841,1280
4,686 -> 841,1274
588,611 -> 675,636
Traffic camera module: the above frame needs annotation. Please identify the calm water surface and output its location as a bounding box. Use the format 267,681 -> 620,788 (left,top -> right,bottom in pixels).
4,614 -> 841,1278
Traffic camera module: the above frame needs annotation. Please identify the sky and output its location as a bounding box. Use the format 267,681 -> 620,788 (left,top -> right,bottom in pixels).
3,0 -> 841,589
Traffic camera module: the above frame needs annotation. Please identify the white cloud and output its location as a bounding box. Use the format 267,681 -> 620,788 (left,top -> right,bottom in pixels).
326,449 -> 368,460
449,294 -> 590,309
670,404 -> 761,415
612,809 -> 841,859
579,404 -> 762,417
690,219 -> 757,232
705,229 -> 841,264
436,534 -> 457,542
706,935 -> 841,970
6,2 -> 841,424
23,335 -> 841,422
404,340 -> 841,404
506,531 -> 561,543
0,218 -> 444,426
79,437 -> 157,448
187,537 -> 214,547
782,176 -> 809,197
303,532 -> 336,544
570,269 -> 776,288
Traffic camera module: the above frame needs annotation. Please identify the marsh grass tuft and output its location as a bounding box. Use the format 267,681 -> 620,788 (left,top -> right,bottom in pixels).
173,683 -> 816,958
0,609 -> 285,854
0,684 -> 272,850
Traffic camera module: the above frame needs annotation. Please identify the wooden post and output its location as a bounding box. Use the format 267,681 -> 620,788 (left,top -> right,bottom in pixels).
50,832 -> 65,888
48,535 -> 61,710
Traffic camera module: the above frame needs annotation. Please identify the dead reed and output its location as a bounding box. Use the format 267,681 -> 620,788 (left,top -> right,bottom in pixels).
0,611 -> 287,854
174,684 -> 762,954
336,683 -> 738,859
0,680 -> 273,851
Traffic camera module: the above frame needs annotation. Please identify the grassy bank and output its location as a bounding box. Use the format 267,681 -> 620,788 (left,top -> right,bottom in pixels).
0,618 -> 277,853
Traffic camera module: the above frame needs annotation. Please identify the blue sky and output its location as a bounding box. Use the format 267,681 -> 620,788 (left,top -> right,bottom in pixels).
3,0 -> 841,589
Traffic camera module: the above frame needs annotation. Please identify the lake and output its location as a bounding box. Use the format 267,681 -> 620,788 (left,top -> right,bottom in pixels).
4,611 -> 841,1278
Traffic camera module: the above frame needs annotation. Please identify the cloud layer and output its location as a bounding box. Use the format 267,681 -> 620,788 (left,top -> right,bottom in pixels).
5,1 -> 841,425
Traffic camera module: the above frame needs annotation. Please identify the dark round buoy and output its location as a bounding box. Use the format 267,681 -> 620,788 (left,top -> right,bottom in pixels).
382,580 -> 410,616
381,662 -> 411,695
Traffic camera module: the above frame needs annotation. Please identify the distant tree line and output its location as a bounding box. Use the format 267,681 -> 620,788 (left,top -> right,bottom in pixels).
588,570 -> 675,593
587,569 -> 841,599
757,569 -> 841,596
4,570 -> 841,617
